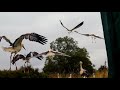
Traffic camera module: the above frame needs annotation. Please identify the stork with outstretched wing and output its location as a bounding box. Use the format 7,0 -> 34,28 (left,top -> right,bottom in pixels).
40,49 -> 71,58
11,51 -> 43,72
60,20 -> 84,34
0,33 -> 47,70
74,31 -> 104,43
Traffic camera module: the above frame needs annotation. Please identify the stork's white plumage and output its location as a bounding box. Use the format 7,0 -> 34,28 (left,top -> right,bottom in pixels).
40,49 -> 71,58
0,33 -> 47,70
74,31 -> 104,43
79,61 -> 87,78
68,73 -> 72,78
57,73 -> 60,78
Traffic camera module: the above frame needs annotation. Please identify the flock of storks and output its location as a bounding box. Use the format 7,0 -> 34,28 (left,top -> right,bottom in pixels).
0,20 -> 104,78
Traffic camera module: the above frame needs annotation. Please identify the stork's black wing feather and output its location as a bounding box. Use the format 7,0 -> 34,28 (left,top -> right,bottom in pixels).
40,51 -> 49,55
0,36 -> 13,46
26,52 -> 32,59
94,35 -> 104,39
81,34 -> 90,36
74,31 -> 90,36
32,52 -> 43,60
60,20 -> 70,31
13,33 -> 47,47
71,21 -> 84,31
11,54 -> 25,65
24,33 -> 47,45
0,36 -> 2,42
26,52 -> 43,60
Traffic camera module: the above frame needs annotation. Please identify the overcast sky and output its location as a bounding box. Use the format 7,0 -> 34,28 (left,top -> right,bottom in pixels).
0,12 -> 108,71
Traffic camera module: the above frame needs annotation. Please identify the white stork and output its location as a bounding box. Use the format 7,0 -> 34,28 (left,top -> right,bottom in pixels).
74,31 -> 104,43
60,20 -> 84,34
79,61 -> 87,78
68,73 -> 72,78
39,49 -> 71,59
0,33 -> 47,70
11,51 -> 43,72
57,73 -> 60,78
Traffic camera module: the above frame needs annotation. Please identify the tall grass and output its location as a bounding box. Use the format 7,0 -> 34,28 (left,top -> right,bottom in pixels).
48,69 -> 108,78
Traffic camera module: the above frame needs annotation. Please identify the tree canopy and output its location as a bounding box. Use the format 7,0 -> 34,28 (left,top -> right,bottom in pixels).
43,36 -> 94,75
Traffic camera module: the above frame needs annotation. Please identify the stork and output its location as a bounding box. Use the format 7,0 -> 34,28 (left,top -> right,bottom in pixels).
92,73 -> 95,78
40,49 -> 71,59
68,73 -> 72,78
11,51 -> 43,73
79,61 -> 87,78
74,31 -> 104,43
0,33 -> 47,70
57,73 -> 60,78
60,20 -> 84,34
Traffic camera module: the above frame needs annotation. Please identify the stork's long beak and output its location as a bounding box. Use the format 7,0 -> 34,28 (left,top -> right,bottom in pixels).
22,45 -> 26,50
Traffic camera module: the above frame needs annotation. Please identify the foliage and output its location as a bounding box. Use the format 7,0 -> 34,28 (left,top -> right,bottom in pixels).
0,66 -> 48,78
43,36 -> 94,75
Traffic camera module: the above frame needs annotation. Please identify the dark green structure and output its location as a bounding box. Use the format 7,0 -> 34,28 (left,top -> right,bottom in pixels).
101,12 -> 120,78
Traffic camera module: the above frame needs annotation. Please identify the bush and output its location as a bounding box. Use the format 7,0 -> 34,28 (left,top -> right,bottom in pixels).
0,66 -> 49,78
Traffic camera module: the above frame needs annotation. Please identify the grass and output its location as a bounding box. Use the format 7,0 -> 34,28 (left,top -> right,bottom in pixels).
48,69 -> 108,78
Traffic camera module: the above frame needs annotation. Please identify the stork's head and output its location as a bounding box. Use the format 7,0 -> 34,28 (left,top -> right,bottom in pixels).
22,44 -> 26,50
48,49 -> 52,52
80,61 -> 83,64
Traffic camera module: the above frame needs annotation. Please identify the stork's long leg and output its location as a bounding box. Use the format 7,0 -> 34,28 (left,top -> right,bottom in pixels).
27,62 -> 31,73
13,53 -> 17,70
9,53 -> 13,71
24,62 -> 27,73
14,63 -> 17,70
91,36 -> 93,43
94,37 -> 96,43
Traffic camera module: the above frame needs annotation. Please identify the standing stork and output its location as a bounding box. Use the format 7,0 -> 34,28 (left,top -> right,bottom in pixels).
74,31 -> 104,43
0,33 -> 47,70
60,20 -> 84,34
79,61 -> 88,78
11,51 -> 43,73
57,73 -> 60,78
68,73 -> 72,78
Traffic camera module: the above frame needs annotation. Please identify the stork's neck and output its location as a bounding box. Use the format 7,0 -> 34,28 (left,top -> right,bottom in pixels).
80,63 -> 83,70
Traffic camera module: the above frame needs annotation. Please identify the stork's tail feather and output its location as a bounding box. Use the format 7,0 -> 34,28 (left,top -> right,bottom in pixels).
1,46 -> 6,51
1,46 -> 14,52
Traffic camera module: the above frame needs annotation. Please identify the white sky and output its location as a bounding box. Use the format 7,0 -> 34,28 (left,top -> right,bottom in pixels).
0,12 -> 108,71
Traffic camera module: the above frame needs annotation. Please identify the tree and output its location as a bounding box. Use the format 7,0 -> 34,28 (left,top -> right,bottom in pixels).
43,36 -> 94,75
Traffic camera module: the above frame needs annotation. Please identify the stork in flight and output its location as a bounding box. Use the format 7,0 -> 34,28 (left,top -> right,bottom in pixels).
74,31 -> 104,43
59,20 -> 84,34
40,49 -> 71,59
0,33 -> 47,70
11,51 -> 43,72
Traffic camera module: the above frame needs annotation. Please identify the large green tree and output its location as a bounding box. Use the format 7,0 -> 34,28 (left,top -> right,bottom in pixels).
43,36 -> 94,75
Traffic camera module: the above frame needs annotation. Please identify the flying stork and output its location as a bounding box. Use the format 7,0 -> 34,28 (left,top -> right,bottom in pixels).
11,51 -> 43,72
39,49 -> 71,60
74,31 -> 104,43
59,20 -> 84,34
37,49 -> 71,57
0,33 -> 47,70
